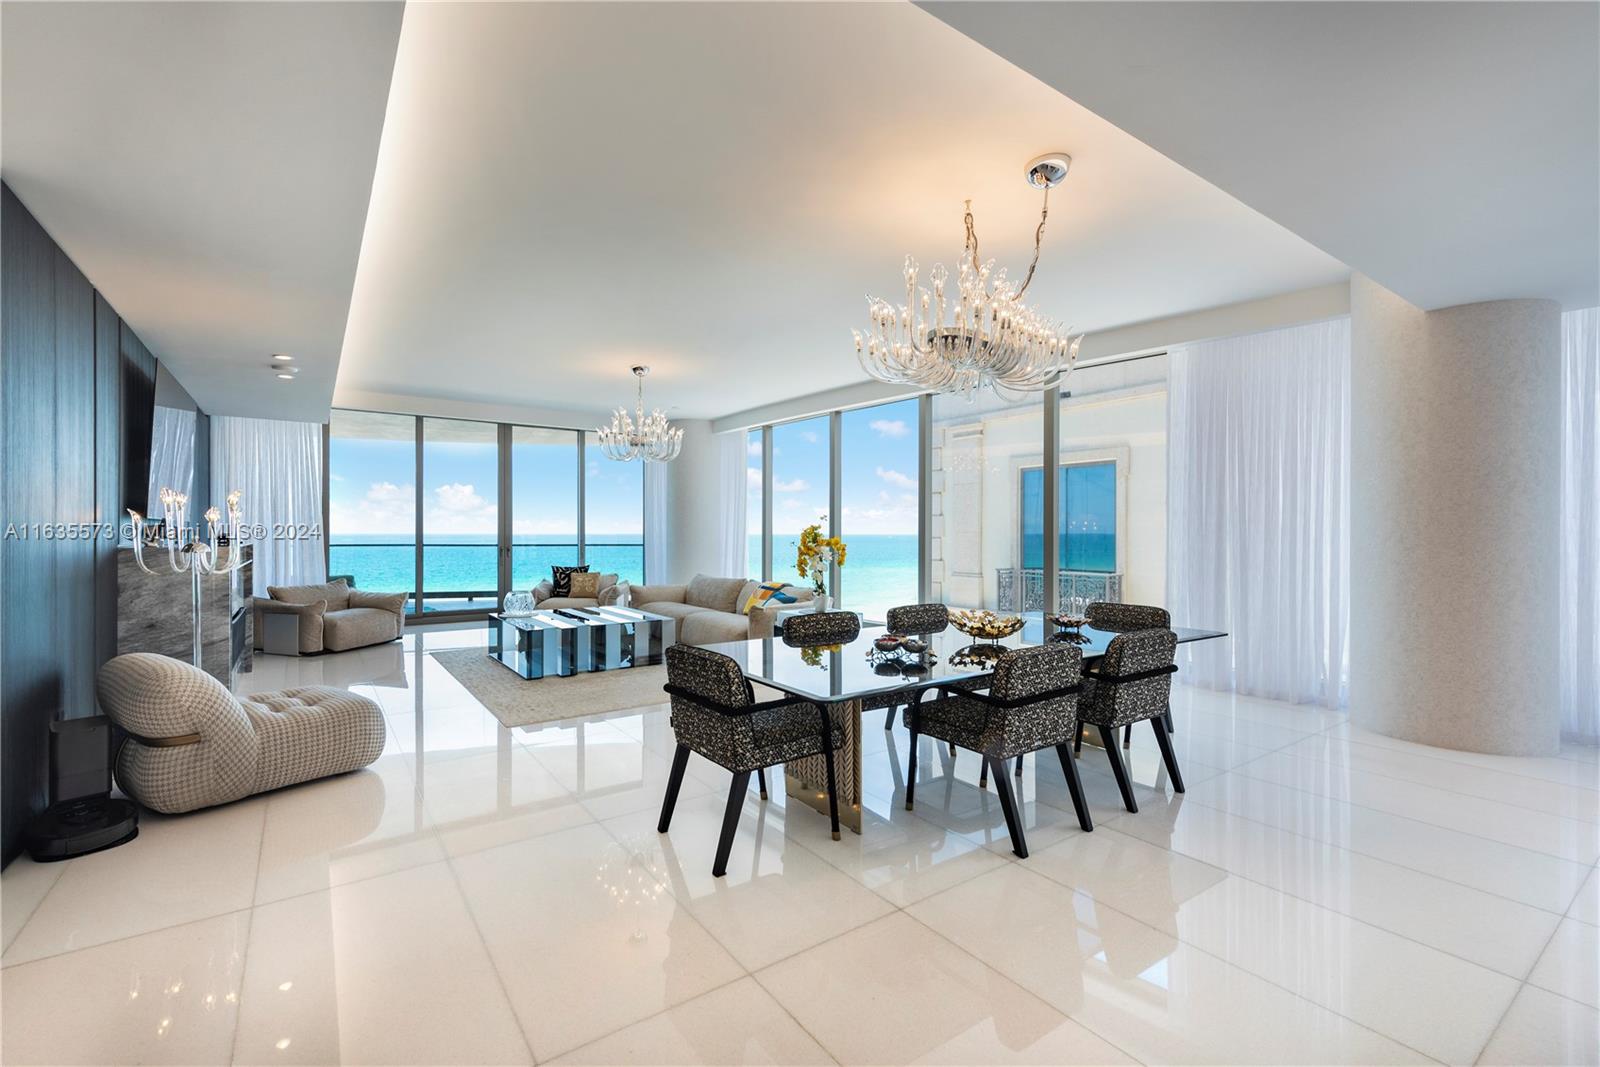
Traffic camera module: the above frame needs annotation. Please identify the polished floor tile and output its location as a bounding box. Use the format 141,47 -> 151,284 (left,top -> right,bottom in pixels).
550,976 -> 832,1065
1527,917 -> 1600,1010
7,628 -> 1597,1065
1477,984 -> 1600,1066
3,800 -> 264,966
252,757 -> 444,904
0,856 -> 63,953
450,822 -> 746,1060
1183,770 -> 1595,912
605,792 -> 897,971
757,911 -> 1137,1065
1114,794 -> 1563,977
233,862 -> 531,1065
1,911 -> 249,1065
906,866 -> 1428,1065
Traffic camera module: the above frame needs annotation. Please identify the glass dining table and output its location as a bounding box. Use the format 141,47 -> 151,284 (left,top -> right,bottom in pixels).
703,613 -> 1227,834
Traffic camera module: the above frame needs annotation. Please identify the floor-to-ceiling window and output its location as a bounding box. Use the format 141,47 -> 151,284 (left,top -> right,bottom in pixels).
327,410 -> 649,616
930,390 -> 1043,610
770,415 -> 831,589
327,410 -> 418,612
511,427 -> 579,590
584,446 -> 645,584
746,428 -> 764,579
840,397 -> 919,620
421,418 -> 499,613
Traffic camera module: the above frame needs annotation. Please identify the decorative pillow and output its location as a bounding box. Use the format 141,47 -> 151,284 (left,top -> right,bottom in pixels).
550,564 -> 589,597
568,571 -> 601,598
743,581 -> 798,615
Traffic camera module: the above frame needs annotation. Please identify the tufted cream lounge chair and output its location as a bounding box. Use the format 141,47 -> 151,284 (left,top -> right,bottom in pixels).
97,652 -> 386,814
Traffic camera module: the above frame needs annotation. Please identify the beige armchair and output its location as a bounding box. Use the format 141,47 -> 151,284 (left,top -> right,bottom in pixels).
257,579 -> 405,654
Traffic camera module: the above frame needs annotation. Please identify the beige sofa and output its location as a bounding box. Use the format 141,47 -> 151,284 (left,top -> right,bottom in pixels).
531,571 -> 621,611
258,579 -> 405,654
628,574 -> 815,646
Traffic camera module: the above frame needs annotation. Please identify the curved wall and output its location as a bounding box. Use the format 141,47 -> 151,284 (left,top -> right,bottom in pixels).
1349,275 -> 1562,755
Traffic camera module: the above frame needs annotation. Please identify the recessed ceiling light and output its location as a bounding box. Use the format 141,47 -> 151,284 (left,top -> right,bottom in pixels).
275,372 -> 296,380
271,353 -> 293,362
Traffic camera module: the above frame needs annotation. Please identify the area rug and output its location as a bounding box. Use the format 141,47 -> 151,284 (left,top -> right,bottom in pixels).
430,648 -> 669,728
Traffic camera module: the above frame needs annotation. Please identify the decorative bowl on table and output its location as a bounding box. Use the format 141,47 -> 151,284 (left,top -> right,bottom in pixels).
900,637 -> 927,654
1047,612 -> 1088,631
948,609 -> 1024,641
501,591 -> 536,616
873,634 -> 904,652
949,642 -> 1007,669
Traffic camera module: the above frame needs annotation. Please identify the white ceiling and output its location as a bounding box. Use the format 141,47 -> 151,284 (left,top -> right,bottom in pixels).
335,1 -> 1349,420
919,0 -> 1600,312
0,1 -> 402,421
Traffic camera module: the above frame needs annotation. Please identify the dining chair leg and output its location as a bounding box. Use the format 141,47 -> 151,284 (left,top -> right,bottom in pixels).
978,759 -> 988,789
1074,720 -> 1083,754
756,767 -> 768,800
1098,725 -> 1139,813
1014,754 -> 1024,777
1151,716 -> 1186,793
1123,723 -> 1132,748
1163,707 -> 1175,733
905,721 -> 920,812
657,743 -> 691,833
1054,743 -> 1094,832
819,714 -> 841,840
987,756 -> 1028,858
712,771 -> 752,877
948,740 -> 956,758
884,703 -> 897,730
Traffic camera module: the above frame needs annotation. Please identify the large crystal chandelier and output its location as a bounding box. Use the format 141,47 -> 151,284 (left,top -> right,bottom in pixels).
596,366 -> 682,462
855,153 -> 1082,400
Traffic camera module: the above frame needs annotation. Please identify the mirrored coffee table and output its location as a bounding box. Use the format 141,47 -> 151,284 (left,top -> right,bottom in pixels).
487,606 -> 676,679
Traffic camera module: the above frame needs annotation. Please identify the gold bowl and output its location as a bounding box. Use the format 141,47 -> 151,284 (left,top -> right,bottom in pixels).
948,609 -> 1024,640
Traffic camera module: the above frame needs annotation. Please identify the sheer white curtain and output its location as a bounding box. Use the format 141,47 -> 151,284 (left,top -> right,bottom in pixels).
716,431 -> 748,577
1561,306 -> 1600,744
643,459 -> 669,585
211,416 -> 325,595
1167,317 -> 1351,707
147,406 -> 196,512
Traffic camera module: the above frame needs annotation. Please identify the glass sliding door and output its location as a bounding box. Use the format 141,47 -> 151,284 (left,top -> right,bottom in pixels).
1058,356 -> 1168,607
328,410 -> 418,613
930,390 -> 1043,610
770,415 -> 831,589
747,429 -> 764,579
421,417 -> 499,613
840,398 -> 919,619
510,426 -> 579,593
584,442 -> 644,584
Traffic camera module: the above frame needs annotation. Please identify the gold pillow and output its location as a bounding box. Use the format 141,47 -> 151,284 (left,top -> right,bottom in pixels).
568,571 -> 602,598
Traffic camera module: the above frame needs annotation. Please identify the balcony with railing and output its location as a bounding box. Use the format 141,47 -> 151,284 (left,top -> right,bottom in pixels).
995,568 -> 1123,612
327,541 -> 645,614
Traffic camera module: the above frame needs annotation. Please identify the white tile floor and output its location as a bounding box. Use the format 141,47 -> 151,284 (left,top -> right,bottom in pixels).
3,627 -> 1597,1065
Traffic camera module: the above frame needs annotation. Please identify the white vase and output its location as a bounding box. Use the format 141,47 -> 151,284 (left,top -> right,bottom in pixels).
812,594 -> 832,613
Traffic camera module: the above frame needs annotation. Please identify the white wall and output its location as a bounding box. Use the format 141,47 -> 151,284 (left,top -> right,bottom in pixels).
662,420 -> 727,582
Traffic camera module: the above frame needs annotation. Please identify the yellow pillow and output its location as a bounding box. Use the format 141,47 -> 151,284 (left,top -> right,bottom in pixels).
743,581 -> 798,615
568,571 -> 602,598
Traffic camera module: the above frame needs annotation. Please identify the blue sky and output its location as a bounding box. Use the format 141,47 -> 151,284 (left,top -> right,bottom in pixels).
753,397 -> 919,537
329,427 -> 641,537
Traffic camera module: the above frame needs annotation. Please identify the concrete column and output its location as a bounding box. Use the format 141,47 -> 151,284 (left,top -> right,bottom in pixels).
1349,275 -> 1562,755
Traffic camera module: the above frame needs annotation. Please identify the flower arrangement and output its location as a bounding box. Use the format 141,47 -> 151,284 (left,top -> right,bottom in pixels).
799,643 -> 842,668
794,520 -> 847,599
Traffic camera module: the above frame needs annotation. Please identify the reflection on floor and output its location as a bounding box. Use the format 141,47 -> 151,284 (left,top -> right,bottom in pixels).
2,626 -> 1597,1065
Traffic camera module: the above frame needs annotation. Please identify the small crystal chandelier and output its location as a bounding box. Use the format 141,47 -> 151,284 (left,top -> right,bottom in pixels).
855,153 -> 1083,400
596,366 -> 682,462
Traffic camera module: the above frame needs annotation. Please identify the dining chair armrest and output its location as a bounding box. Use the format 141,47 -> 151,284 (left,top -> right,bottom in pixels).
660,683 -> 815,717
1081,664 -> 1178,684
934,683 -> 1082,708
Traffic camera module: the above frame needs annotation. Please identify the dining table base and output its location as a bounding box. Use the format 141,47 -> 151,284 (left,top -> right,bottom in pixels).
782,698 -> 864,835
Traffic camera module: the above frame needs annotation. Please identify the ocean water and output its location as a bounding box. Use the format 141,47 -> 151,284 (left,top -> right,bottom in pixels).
328,532 -> 924,617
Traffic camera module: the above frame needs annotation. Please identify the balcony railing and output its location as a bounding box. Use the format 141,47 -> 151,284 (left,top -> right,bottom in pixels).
327,541 -> 644,613
995,568 -> 1123,612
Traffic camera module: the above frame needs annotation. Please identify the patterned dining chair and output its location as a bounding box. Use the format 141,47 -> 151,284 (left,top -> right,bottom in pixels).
903,641 -> 1092,858
869,603 -> 950,730
1085,601 -> 1176,742
659,645 -> 846,875
780,610 -> 862,647
1074,628 -> 1182,813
